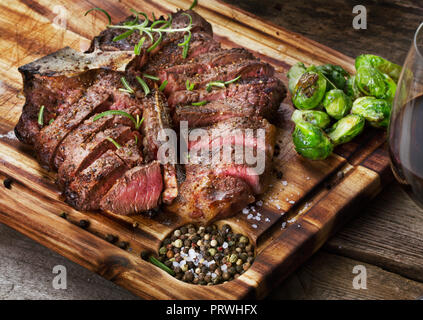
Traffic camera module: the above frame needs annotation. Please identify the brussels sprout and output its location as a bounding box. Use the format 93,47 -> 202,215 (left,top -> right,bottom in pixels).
292,121 -> 333,160
316,64 -> 350,90
355,54 -> 402,82
287,62 -> 307,94
291,110 -> 331,129
293,71 -> 327,110
381,72 -> 397,103
351,96 -> 391,128
344,75 -> 363,100
355,66 -> 387,98
327,114 -> 365,145
322,89 -> 352,120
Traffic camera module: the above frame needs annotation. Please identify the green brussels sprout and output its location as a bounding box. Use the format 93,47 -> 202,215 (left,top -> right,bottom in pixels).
291,109 -> 331,129
327,114 -> 365,145
351,96 -> 391,128
322,89 -> 352,120
316,64 -> 350,90
287,62 -> 307,94
355,66 -> 387,98
293,71 -> 327,110
344,75 -> 363,100
292,121 -> 334,160
355,54 -> 402,82
381,72 -> 397,103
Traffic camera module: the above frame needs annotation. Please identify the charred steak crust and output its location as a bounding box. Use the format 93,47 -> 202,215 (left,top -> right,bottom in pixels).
14,10 -> 286,220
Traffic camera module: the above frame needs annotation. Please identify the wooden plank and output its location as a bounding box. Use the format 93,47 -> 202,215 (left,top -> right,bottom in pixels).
269,252 -> 423,300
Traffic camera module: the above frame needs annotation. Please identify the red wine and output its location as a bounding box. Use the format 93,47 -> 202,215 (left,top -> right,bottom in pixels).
389,94 -> 423,207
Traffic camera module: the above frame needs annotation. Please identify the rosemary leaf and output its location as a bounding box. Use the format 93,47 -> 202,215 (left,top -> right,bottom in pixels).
149,255 -> 176,276
106,137 -> 122,149
38,105 -> 45,126
93,110 -> 137,128
136,76 -> 151,96
189,0 -> 198,10
147,32 -> 163,52
120,77 -> 134,94
186,79 -> 195,91
206,81 -> 225,92
159,80 -> 168,92
224,75 -> 241,85
134,37 -> 146,55
84,8 -> 112,25
192,100 -> 208,106
113,29 -> 134,42
143,73 -> 160,81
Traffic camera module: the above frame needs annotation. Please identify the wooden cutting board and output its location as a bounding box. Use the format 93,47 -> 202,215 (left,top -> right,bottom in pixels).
0,0 -> 392,299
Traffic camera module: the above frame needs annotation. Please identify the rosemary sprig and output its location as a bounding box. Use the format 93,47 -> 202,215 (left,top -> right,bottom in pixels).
84,8 -> 112,25
93,110 -> 144,130
186,79 -> 195,91
143,73 -> 160,81
106,137 -> 122,149
136,76 -> 150,95
38,105 -> 45,126
134,37 -> 146,55
119,77 -> 135,94
149,255 -> 176,276
189,0 -> 198,10
205,75 -> 242,92
192,100 -> 208,106
159,80 -> 168,91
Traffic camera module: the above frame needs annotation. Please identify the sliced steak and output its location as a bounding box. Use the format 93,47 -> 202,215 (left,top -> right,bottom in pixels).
100,161 -> 163,216
141,31 -> 220,77
167,76 -> 286,117
54,91 -> 142,170
88,10 -> 212,68
167,165 -> 254,223
64,150 -> 128,211
161,59 -> 274,94
115,132 -> 144,167
57,125 -> 134,188
157,48 -> 254,82
141,91 -> 178,204
175,98 -> 267,127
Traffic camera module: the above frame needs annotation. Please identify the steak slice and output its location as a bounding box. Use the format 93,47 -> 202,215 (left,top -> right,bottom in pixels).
167,76 -> 286,116
54,92 -> 142,170
34,89 -> 113,169
160,59 -> 274,94
141,31 -> 220,77
141,91 -> 178,204
187,117 -> 276,157
157,48 -> 254,83
88,10 -> 212,66
167,165 -> 254,223
115,132 -> 144,167
64,150 -> 128,211
175,98 -> 266,127
57,125 -> 134,188
100,161 -> 163,216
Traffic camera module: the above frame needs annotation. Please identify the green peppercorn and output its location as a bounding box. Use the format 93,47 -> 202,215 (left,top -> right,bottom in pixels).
239,236 -> 249,244
159,246 -> 167,255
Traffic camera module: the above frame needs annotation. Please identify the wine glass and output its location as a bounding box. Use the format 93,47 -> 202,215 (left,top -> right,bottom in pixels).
388,22 -> 423,208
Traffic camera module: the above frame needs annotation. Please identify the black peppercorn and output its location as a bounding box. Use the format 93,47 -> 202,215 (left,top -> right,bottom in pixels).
3,178 -> 12,189
105,234 -> 118,243
118,241 -> 129,250
78,219 -> 89,229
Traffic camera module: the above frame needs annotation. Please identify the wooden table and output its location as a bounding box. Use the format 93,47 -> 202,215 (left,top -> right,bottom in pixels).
1,0 -> 423,300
